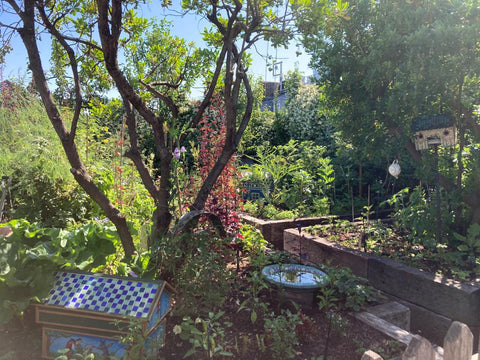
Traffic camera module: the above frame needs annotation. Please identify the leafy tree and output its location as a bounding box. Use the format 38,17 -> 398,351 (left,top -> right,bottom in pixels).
282,70 -> 335,149
0,0 -> 301,256
295,0 -> 480,225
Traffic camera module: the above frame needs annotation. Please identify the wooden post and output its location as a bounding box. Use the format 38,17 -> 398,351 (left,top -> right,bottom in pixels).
361,350 -> 384,360
443,321 -> 473,360
402,335 -> 435,360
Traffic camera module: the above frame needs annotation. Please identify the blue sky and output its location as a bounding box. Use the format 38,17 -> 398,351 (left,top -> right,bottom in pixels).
155,5 -> 312,82
2,3 -> 312,90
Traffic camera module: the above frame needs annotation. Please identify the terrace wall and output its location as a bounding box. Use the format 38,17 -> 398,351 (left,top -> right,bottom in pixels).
283,228 -> 480,347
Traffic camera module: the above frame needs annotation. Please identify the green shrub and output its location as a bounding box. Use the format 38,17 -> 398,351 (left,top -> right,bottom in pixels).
91,165 -> 156,247
237,271 -> 271,325
264,309 -> 302,359
237,223 -> 268,254
8,165 -> 95,227
317,265 -> 376,312
154,231 -> 235,317
385,187 -> 438,249
0,81 -> 83,226
174,311 -> 233,359
241,140 -> 334,218
0,81 -> 71,180
0,219 -> 119,324
452,223 -> 480,277
242,201 -> 298,220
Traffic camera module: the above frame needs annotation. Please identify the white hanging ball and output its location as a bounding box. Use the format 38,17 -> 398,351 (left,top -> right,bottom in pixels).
388,159 -> 401,179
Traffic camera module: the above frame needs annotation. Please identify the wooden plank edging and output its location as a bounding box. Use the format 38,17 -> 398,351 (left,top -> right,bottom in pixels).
354,311 -> 444,360
354,311 -> 413,346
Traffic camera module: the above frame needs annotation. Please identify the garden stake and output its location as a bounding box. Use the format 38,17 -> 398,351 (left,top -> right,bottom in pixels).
206,320 -> 211,360
297,223 -> 303,260
434,144 -> 442,243
297,222 -> 302,234
350,187 -> 355,222
324,310 -> 333,360
236,247 -> 240,272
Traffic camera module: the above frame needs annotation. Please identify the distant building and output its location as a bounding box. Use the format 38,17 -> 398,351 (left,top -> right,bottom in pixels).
261,81 -> 286,111
261,75 -> 314,111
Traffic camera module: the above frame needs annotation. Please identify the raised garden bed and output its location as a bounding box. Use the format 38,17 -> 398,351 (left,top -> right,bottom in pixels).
240,213 -> 344,250
283,227 -> 480,347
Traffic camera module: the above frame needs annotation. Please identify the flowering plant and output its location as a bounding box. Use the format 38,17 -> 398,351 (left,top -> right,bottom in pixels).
183,94 -> 243,237
173,146 -> 186,160
286,83 -> 323,141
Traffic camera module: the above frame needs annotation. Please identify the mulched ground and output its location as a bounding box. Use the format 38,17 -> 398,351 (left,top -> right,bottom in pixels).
160,297 -> 405,360
0,310 -> 43,360
158,258 -> 404,360
0,257 -> 405,360
0,312 -> 403,360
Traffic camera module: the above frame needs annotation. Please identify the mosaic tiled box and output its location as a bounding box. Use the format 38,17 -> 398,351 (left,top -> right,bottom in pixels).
35,271 -> 174,359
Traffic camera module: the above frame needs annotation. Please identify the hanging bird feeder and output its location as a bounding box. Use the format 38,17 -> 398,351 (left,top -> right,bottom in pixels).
388,160 -> 401,179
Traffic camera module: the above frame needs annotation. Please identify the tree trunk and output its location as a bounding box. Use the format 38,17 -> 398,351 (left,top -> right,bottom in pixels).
17,0 -> 136,256
149,150 -> 173,246
96,0 -> 178,245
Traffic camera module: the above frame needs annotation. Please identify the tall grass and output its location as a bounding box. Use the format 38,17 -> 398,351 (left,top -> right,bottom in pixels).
0,80 -> 71,180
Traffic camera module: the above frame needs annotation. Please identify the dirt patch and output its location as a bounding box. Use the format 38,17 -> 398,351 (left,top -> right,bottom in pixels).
0,311 -> 42,360
160,297 -> 405,359
1,310 -> 403,360
0,259 -> 405,360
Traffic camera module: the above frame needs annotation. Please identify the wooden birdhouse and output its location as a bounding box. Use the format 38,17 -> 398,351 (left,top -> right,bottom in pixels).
35,271 -> 174,359
412,114 -> 457,151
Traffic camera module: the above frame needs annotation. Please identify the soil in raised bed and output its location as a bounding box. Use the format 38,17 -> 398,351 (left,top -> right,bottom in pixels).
305,220 -> 479,283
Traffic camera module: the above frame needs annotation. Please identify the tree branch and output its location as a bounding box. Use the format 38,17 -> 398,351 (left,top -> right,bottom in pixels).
36,0 -> 82,140
234,71 -> 253,148
139,79 -> 179,118
180,45 -> 227,145
96,0 -> 174,237
96,0 -> 164,133
121,95 -> 161,202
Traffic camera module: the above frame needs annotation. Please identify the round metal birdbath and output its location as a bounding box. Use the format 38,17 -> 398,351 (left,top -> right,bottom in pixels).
262,264 -> 327,289
262,264 -> 328,308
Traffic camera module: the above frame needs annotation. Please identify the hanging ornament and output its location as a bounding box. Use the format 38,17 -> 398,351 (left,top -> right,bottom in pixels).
388,159 -> 401,179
